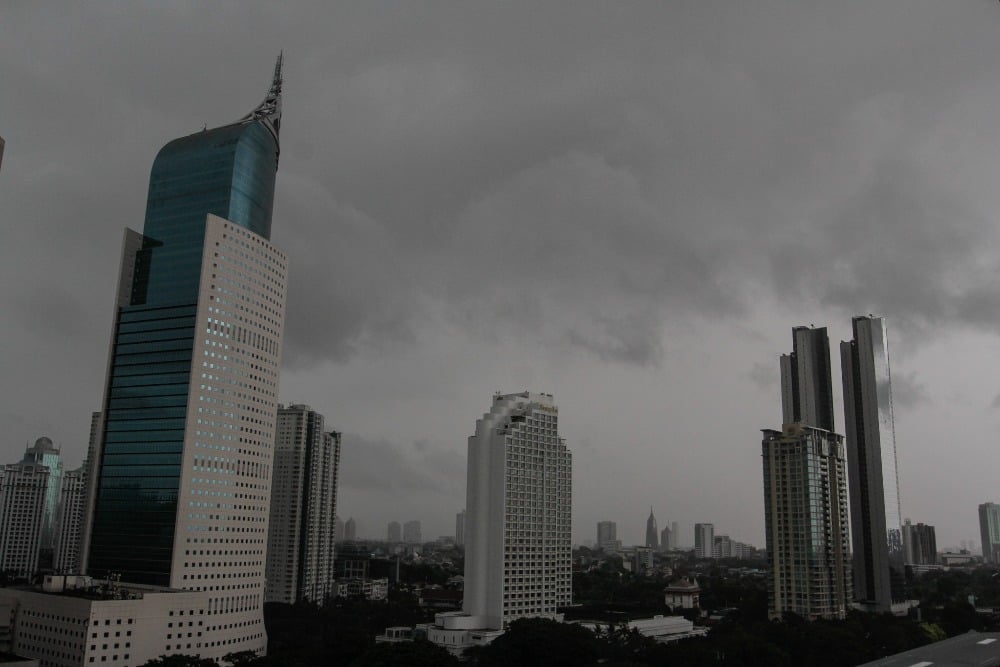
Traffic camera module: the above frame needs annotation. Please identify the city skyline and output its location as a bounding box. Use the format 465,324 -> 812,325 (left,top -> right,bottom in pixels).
6,3 -> 1000,548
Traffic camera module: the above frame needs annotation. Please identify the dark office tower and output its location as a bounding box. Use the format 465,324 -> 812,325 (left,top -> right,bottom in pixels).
645,507 -> 659,549
81,56 -> 287,658
841,315 -> 903,612
780,326 -> 835,431
979,503 -> 1000,564
901,519 -> 937,566
265,405 -> 342,605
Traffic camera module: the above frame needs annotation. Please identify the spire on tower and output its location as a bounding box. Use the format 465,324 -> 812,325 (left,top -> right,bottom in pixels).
238,52 -> 283,158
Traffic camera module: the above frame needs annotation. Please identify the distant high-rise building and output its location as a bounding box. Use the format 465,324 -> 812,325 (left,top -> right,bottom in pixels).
344,517 -> 357,542
456,511 -> 465,547
842,315 -> 903,612
53,461 -> 87,573
979,503 -> 1000,564
78,57 -> 287,658
660,526 -> 671,552
781,326 -> 835,431
597,520 -> 618,552
462,391 -> 571,630
902,519 -> 937,566
0,437 -> 63,578
403,520 -> 422,544
388,521 -> 402,543
645,507 -> 659,549
671,521 -> 678,549
265,404 -> 342,605
0,135 -> 5,172
713,535 -> 733,559
763,423 -> 852,620
694,523 -> 714,559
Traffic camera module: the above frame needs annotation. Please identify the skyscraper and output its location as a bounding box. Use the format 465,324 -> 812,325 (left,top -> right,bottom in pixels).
0,438 -> 63,578
979,503 -> 1000,564
265,404 -> 341,605
81,57 -> 287,658
463,392 -> 571,629
53,462 -> 87,573
901,520 -> 937,566
762,424 -> 852,620
645,507 -> 659,550
597,520 -> 617,551
781,326 -> 835,431
455,511 -> 465,547
388,521 -> 402,543
660,526 -> 671,552
671,521 -> 678,549
841,315 -> 903,612
403,520 -> 422,544
344,517 -> 357,542
694,523 -> 714,559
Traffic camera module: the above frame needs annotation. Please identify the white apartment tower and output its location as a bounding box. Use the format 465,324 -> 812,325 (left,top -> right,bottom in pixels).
463,392 -> 572,630
265,404 -> 341,605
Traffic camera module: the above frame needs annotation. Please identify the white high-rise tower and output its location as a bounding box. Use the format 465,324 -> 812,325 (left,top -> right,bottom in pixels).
463,392 -> 572,630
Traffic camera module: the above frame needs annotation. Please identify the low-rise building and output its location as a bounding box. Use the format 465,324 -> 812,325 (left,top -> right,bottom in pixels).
0,575 -> 209,667
664,577 -> 700,610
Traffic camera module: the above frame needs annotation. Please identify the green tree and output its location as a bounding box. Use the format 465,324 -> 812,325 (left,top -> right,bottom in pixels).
466,617 -> 601,667
350,640 -> 461,667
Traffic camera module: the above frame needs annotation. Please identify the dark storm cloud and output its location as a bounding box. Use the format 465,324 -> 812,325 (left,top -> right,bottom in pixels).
748,361 -> 778,390
338,433 -> 464,497
889,372 -> 931,412
5,2 -> 1000,543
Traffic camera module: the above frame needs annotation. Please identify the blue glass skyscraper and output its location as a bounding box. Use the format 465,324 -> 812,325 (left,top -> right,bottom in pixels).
82,56 -> 288,658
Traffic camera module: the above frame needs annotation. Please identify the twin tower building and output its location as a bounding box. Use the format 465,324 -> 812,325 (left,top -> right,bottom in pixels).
763,318 -> 903,620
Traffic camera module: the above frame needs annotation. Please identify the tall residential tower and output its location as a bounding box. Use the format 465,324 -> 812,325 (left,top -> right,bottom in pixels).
81,57 -> 288,658
764,325 -> 852,619
265,404 -> 341,605
762,424 -> 852,619
841,315 -> 903,612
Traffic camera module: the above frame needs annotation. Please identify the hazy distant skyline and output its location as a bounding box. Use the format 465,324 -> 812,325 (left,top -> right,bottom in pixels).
5,2 -> 1000,549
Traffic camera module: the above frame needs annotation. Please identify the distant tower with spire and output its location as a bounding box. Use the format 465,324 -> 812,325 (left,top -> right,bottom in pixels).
645,507 -> 659,549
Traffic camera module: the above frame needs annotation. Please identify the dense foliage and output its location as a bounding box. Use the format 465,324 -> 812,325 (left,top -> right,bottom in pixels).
139,566 -> 1000,666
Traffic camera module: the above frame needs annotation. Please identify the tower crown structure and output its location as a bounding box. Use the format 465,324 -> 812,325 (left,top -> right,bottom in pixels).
645,506 -> 659,549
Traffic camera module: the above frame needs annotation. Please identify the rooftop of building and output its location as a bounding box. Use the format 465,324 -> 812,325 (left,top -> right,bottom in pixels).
856,631 -> 1000,667
8,575 -> 196,602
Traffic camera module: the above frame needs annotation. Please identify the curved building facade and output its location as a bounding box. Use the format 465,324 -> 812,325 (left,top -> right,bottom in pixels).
83,57 -> 287,659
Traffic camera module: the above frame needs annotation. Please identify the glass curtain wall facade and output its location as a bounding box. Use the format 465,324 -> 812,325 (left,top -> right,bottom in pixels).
841,315 -> 903,612
762,424 -> 852,620
82,58 -> 286,660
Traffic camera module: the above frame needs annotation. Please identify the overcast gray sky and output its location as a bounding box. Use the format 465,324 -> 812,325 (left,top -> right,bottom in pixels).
3,1 -> 1000,550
